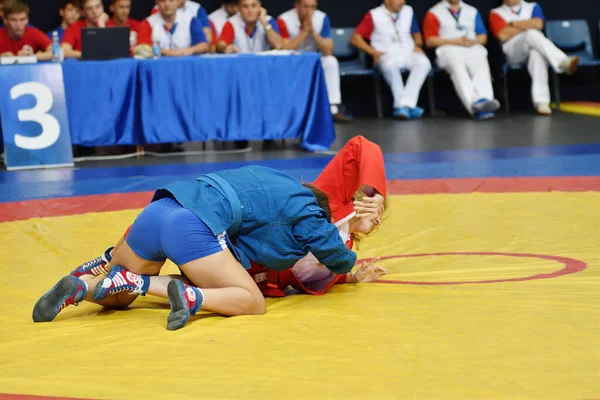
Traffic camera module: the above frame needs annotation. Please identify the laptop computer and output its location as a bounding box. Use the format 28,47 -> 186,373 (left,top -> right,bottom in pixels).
81,27 -> 130,61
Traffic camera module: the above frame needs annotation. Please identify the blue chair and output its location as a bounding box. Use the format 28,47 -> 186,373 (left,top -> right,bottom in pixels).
545,20 -> 600,67
332,27 -> 383,118
544,20 -> 600,111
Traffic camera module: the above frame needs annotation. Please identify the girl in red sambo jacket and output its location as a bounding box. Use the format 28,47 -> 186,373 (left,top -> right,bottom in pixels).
249,135 -> 389,297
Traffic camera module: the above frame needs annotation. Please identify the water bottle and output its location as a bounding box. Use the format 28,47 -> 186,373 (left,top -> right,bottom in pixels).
152,39 -> 161,59
51,31 -> 61,63
129,31 -> 138,52
152,30 -> 161,59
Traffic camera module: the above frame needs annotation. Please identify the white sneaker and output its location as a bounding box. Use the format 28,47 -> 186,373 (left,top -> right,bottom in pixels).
536,103 -> 552,115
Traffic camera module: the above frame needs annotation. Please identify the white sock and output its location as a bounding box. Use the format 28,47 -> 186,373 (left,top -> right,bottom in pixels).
330,105 -> 339,115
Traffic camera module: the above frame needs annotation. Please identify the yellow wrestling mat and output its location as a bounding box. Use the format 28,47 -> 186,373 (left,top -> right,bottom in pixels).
552,102 -> 600,117
1,192 -> 599,399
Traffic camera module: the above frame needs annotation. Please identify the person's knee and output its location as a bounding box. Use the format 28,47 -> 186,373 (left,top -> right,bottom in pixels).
251,294 -> 266,315
321,55 -> 339,69
471,44 -> 488,58
239,290 -> 266,315
529,48 -> 544,62
379,58 -> 398,73
416,52 -> 432,71
438,48 -> 461,69
525,29 -> 544,44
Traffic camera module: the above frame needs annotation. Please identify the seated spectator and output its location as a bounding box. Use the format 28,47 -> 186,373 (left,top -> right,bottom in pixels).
0,1 -> 52,60
137,0 -> 209,57
424,0 -> 500,119
107,0 -> 141,50
61,0 -> 109,59
209,0 -> 238,38
490,0 -> 579,115
151,0 -> 212,45
107,0 -> 139,30
47,0 -> 81,42
351,0 -> 431,120
216,0 -> 282,53
278,0 -> 351,122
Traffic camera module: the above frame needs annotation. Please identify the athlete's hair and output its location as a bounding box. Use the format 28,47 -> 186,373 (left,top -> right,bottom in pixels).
302,183 -> 332,222
81,0 -> 101,8
3,0 -> 30,17
61,0 -> 81,9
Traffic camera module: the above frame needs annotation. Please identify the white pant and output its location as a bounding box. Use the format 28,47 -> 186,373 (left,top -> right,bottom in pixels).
378,50 -> 432,108
436,44 -> 494,114
321,55 -> 341,107
503,29 -> 569,105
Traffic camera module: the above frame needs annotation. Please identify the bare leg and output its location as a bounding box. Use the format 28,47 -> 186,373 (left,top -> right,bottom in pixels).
32,238 -> 165,322
178,248 -> 265,316
165,248 -> 265,330
146,275 -> 191,298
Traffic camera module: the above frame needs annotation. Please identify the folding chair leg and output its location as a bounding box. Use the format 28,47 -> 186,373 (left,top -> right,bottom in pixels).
503,73 -> 510,113
427,74 -> 436,117
552,72 -> 561,111
374,73 -> 384,119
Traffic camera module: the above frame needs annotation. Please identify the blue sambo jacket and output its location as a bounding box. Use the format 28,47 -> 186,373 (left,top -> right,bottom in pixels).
152,166 -> 357,274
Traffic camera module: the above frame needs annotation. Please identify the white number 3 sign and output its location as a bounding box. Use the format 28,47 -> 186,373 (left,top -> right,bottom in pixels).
0,64 -> 73,170
10,82 -> 60,150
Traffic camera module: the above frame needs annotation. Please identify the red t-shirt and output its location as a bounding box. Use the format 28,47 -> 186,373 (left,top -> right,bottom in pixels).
137,20 -> 152,45
106,17 -> 141,32
489,12 -> 508,39
0,26 -> 51,54
209,19 -> 217,45
276,19 -> 291,39
422,12 -> 441,41
354,12 -> 375,40
61,19 -> 88,51
217,21 -> 235,45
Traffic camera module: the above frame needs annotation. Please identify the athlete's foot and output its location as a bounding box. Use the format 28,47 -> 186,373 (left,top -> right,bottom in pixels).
91,266 -> 149,302
32,276 -> 88,322
166,280 -> 203,331
70,246 -> 113,280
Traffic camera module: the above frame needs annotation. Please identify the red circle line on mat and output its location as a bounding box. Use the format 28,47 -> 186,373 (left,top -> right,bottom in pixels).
357,252 -> 587,285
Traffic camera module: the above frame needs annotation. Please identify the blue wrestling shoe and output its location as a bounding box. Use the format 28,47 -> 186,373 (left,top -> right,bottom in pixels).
472,98 -> 500,114
166,280 -> 203,331
91,266 -> 149,302
409,107 -> 424,119
393,107 -> 410,119
70,247 -> 113,279
474,111 -> 495,120
32,276 -> 87,322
